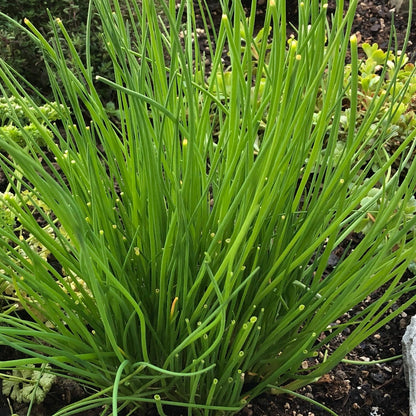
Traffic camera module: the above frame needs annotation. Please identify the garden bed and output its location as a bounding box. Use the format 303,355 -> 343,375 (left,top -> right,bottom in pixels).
1,1 -> 416,415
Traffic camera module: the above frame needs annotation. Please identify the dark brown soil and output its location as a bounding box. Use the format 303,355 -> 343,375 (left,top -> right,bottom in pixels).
1,1 -> 415,415
237,286 -> 415,416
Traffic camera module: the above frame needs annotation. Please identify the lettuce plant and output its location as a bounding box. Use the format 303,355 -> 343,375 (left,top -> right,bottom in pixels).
0,0 -> 416,415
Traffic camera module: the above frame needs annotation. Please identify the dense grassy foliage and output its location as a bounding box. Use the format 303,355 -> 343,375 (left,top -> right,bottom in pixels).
0,0 -> 416,415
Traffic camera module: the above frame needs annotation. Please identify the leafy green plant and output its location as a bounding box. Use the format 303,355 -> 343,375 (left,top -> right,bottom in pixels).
0,96 -> 64,147
0,0 -> 416,415
2,364 -> 56,405
338,42 -> 416,167
325,43 -> 416,272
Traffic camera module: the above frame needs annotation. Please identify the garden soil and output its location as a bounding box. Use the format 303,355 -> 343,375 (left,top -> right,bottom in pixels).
1,0 -> 416,415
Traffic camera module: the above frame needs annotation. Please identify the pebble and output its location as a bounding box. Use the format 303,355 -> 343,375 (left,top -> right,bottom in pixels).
370,372 -> 385,384
335,369 -> 346,379
370,406 -> 381,416
240,407 -> 253,416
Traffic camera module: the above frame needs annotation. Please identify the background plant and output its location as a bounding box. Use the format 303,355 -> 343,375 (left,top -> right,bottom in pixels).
332,42 -> 416,168
0,0 -> 121,100
0,95 -> 64,147
0,0 -> 416,415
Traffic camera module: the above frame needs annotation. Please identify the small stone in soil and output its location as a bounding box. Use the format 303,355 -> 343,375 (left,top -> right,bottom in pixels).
370,372 -> 386,384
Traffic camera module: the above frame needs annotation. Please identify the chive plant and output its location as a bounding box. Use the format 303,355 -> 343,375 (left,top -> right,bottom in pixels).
0,0 -> 416,414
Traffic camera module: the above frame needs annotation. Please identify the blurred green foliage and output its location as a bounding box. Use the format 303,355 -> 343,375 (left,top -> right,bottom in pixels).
0,0 -> 113,99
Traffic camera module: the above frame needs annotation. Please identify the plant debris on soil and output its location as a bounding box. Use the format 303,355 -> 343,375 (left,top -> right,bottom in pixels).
1,1 -> 416,415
